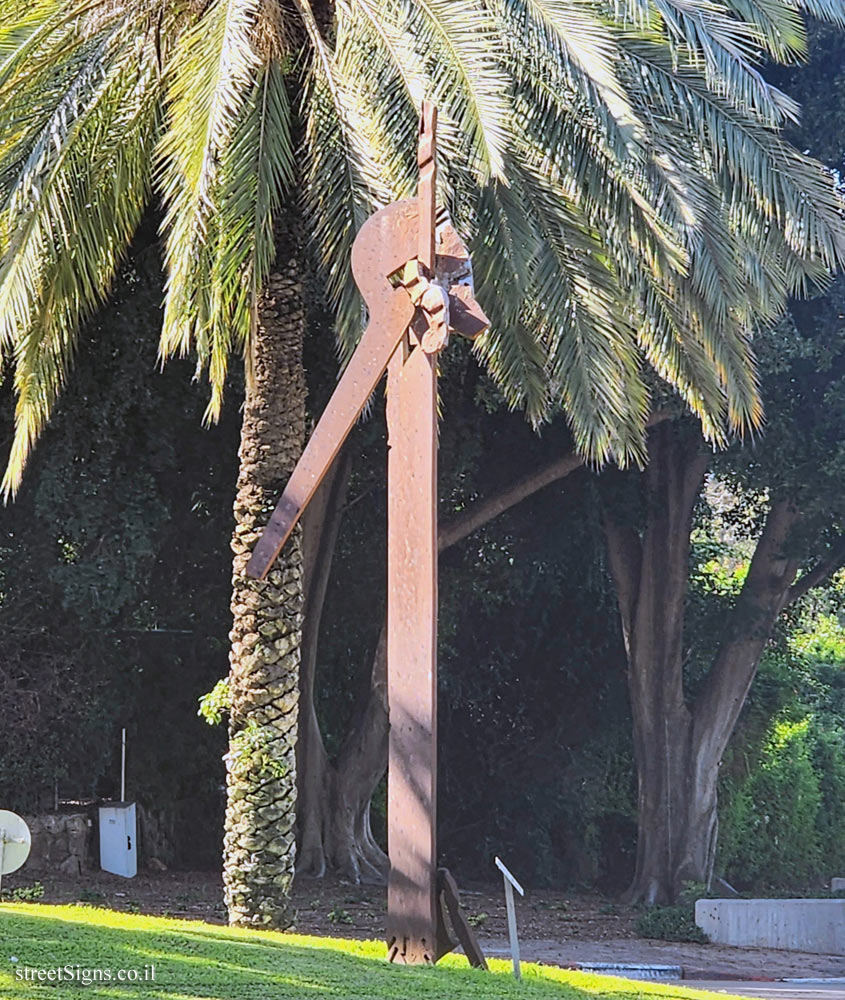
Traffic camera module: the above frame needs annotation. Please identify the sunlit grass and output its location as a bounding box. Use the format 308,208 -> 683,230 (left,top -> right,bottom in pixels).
0,903 -> 741,999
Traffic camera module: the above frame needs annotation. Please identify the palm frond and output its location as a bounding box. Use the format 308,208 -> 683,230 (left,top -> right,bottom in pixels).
718,0 -> 806,60
493,0 -> 642,146
649,0 -> 801,127
469,177 -> 550,424
202,58 -> 295,418
157,0 -> 295,418
299,1 -> 388,362
623,37 -> 845,271
0,0 -> 61,63
786,0 -> 845,29
396,0 -> 510,182
0,26 -> 159,496
517,160 -> 650,464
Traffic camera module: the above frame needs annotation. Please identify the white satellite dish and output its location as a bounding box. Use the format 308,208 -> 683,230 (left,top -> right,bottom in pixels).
0,810 -> 31,898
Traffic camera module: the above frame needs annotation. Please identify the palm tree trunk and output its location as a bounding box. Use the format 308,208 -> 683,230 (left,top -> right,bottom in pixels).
224,251 -> 306,928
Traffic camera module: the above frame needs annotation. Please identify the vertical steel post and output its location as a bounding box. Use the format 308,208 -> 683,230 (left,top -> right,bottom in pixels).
385,102 -> 440,964
385,331 -> 439,964
417,103 -> 437,276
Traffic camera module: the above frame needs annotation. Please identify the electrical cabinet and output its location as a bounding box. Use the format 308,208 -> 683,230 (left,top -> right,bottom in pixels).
98,802 -> 136,878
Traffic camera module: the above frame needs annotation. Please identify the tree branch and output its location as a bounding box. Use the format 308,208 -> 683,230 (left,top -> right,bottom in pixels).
692,499 -> 801,756
786,536 -> 845,607
439,451 -> 583,551
439,409 -> 675,553
603,514 -> 642,654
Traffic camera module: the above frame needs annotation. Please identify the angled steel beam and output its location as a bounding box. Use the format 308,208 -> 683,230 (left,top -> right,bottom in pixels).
246,199 -> 418,580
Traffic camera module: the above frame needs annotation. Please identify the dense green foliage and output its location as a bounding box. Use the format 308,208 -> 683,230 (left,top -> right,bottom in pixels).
718,604 -> 845,888
0,248 -> 237,864
634,904 -> 708,944
2,253 -> 844,889
0,904 -> 729,999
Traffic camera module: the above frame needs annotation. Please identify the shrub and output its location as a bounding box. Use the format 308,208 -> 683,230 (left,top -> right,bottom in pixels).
719,712 -> 845,889
635,904 -> 708,943
2,882 -> 44,902
811,725 -> 845,877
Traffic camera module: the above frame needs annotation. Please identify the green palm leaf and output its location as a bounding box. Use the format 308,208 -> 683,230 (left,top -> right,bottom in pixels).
157,0 -> 264,402
1,0 -> 845,485
0,25 -> 159,495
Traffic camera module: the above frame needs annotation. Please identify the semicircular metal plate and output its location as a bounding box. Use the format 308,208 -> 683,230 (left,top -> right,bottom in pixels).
0,810 -> 31,874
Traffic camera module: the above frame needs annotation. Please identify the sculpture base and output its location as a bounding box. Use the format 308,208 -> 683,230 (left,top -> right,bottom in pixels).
386,868 -> 487,968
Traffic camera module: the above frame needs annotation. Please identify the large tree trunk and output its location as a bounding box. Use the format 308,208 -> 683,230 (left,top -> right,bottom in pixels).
309,626 -> 389,883
224,252 -> 306,928
605,423 -> 710,904
296,452 -> 391,883
605,423 -> 804,905
295,453 -> 346,880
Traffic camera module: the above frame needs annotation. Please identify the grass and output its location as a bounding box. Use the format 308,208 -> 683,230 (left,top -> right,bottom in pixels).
0,902 -> 739,1000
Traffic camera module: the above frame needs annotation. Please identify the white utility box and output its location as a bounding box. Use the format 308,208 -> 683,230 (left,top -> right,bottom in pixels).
99,802 -> 137,878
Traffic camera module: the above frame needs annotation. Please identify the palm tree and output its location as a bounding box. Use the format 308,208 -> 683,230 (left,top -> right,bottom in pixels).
1,0 -> 843,926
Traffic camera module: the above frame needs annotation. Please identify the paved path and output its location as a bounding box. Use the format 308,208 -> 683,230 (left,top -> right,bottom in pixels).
480,936 -> 845,981
675,981 -> 845,1000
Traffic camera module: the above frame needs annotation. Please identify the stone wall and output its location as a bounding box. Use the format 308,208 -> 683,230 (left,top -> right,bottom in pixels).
23,811 -> 94,875
18,803 -> 203,874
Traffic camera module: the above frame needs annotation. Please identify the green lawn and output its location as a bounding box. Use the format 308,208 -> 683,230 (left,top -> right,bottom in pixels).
0,903 -> 734,1000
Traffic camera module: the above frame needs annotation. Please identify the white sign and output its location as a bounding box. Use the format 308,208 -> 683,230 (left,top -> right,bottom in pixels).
495,856 -> 524,896
494,856 -> 524,979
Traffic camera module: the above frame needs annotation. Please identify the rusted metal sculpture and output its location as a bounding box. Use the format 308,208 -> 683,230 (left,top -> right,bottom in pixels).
247,103 -> 487,968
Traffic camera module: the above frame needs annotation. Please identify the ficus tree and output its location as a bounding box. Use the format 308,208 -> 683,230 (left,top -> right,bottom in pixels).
597,27 -> 845,905
293,353 -> 670,882
601,285 -> 845,903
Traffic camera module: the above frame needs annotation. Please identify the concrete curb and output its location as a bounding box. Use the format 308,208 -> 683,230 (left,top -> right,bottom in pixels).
568,962 -> 683,981
683,972 -> 776,982
780,980 -> 845,985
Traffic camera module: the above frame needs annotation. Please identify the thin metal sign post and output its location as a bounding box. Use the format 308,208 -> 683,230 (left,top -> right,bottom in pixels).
495,856 -> 525,980
121,727 -> 127,801
247,102 -> 489,967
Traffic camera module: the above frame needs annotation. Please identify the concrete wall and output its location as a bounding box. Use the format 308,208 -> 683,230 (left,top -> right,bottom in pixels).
695,899 -> 845,955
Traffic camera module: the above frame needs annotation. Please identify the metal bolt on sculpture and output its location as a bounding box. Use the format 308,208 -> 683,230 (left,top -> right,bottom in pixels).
247,103 -> 488,968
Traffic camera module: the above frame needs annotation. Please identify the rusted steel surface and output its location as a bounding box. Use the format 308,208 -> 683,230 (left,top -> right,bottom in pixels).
436,223 -> 490,341
384,328 -> 439,965
246,200 -> 418,580
437,867 -> 488,969
385,102 -> 441,964
247,108 -> 488,581
418,102 -> 437,275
